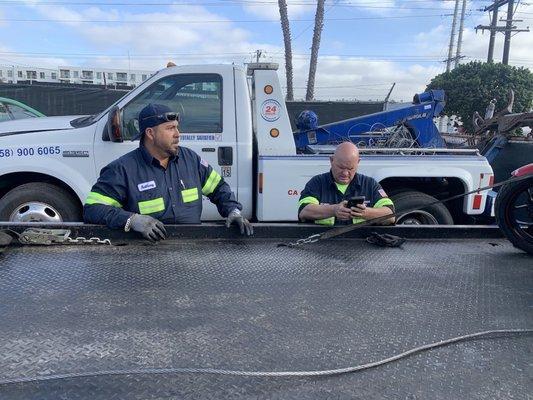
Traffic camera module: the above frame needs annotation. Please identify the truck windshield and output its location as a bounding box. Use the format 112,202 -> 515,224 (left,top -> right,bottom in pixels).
92,70 -> 164,123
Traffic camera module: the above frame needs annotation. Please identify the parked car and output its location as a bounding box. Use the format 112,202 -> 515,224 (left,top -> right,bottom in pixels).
0,97 -> 45,122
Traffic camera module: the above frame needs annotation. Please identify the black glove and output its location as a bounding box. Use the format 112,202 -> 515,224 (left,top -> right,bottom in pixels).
129,214 -> 167,242
225,209 -> 253,236
366,232 -> 405,248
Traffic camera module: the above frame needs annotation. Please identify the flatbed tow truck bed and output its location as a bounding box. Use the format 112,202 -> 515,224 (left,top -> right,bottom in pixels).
0,224 -> 531,399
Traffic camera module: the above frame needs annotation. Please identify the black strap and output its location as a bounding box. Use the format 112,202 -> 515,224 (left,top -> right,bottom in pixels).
366,232 -> 406,248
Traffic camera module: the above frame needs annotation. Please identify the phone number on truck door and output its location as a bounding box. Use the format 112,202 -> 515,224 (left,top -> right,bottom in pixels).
0,146 -> 61,158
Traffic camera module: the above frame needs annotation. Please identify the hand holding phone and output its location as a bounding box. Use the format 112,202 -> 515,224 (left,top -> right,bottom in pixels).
346,196 -> 365,208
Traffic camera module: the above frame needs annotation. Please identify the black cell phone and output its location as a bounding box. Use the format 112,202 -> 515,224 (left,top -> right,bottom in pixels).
347,196 -> 365,208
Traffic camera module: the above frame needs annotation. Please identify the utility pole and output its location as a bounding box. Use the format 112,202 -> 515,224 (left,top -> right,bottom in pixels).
475,0 -> 529,64
502,0 -> 514,65
487,5 -> 499,62
446,0 -> 460,72
454,0 -> 467,68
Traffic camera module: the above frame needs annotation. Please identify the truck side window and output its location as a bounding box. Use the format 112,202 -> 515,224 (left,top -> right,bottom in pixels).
122,73 -> 223,141
5,104 -> 38,120
0,104 -> 9,122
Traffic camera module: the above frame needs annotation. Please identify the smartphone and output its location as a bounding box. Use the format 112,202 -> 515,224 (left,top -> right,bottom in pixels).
347,196 -> 365,208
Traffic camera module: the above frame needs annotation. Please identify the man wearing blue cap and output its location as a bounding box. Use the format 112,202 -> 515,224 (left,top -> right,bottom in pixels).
83,103 -> 253,241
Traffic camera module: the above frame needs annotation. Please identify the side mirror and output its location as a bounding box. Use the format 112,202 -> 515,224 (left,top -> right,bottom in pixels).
106,106 -> 123,143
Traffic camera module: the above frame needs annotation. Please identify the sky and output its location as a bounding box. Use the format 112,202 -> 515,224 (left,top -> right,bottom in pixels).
0,0 -> 531,102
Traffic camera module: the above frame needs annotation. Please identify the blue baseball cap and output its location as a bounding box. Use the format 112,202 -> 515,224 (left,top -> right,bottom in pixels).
138,103 -> 177,136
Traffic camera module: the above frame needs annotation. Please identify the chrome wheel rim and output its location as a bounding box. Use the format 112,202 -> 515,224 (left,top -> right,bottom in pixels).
9,202 -> 63,222
397,210 -> 439,225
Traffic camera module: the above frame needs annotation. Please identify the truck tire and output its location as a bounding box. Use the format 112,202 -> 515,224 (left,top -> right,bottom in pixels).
391,191 -> 453,225
0,183 -> 82,222
495,177 -> 533,255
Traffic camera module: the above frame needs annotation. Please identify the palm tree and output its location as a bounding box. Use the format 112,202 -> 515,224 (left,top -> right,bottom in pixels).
306,0 -> 325,101
278,0 -> 294,101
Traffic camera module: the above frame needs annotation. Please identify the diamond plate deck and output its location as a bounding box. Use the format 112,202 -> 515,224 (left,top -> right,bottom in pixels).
0,237 -> 531,399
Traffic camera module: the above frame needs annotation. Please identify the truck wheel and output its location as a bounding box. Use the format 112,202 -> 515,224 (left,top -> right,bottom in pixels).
391,191 -> 453,225
0,183 -> 82,222
495,177 -> 533,255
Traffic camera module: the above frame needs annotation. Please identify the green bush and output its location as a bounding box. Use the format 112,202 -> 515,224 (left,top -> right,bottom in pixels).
426,62 -> 533,132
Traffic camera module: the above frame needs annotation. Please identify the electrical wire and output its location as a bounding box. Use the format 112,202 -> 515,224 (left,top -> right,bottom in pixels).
0,14 -> 459,23
0,0 -> 491,6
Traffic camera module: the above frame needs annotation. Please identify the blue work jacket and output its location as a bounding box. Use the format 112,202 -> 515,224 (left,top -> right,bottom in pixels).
83,144 -> 241,229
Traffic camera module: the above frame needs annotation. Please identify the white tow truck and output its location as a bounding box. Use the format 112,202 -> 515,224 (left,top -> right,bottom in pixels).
0,63 -> 493,224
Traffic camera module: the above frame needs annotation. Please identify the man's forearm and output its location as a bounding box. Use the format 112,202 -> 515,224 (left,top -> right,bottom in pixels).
365,206 -> 395,225
299,204 -> 335,221
210,181 -> 241,217
83,204 -> 131,230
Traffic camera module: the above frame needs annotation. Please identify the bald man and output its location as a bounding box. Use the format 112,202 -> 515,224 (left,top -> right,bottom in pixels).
298,142 -> 395,226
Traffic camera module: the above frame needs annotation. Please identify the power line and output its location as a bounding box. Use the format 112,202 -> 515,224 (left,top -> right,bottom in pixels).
0,14 -> 459,23
1,50 -> 531,64
0,50 -> 465,60
0,0 -> 490,5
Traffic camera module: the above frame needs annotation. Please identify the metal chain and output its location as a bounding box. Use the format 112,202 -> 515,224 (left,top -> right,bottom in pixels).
16,229 -> 112,246
292,234 -> 321,247
65,237 -> 112,245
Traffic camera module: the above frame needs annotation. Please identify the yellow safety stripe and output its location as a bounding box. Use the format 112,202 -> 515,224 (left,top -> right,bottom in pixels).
202,170 -> 222,196
138,197 -> 165,215
85,191 -> 122,207
374,198 -> 394,208
298,196 -> 319,207
315,217 -> 335,226
181,188 -> 199,203
352,217 -> 365,224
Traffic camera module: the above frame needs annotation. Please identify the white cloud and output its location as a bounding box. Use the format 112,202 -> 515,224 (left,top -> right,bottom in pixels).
282,56 -> 443,101
7,0 -> 531,103
0,44 -> 68,70
241,0 -> 315,20
19,2 -> 283,71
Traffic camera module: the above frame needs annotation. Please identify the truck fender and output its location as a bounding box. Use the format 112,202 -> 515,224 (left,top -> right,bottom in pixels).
1,164 -> 90,204
511,163 -> 533,177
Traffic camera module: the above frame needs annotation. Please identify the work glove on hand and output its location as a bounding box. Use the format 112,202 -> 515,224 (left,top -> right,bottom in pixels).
225,209 -> 254,236
129,214 -> 167,242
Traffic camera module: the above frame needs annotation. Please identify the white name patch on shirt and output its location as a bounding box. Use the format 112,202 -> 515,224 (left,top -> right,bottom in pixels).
138,180 -> 156,192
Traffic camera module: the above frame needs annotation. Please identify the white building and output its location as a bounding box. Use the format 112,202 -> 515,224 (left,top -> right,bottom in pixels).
0,65 -> 58,84
57,66 -> 153,87
0,65 -> 154,87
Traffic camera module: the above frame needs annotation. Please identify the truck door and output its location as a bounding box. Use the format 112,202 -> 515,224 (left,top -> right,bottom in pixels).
93,68 -> 237,220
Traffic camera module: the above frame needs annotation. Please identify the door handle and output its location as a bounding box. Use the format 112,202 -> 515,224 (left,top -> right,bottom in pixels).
218,146 -> 233,166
